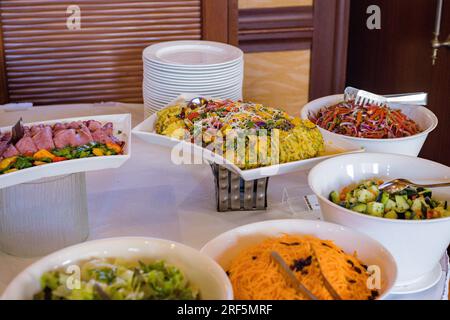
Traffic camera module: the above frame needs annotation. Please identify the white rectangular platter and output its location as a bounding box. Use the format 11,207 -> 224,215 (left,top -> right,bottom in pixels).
0,114 -> 131,189
132,112 -> 364,181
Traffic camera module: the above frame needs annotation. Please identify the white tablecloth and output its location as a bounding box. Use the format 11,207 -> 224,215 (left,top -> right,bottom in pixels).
0,102 -> 448,299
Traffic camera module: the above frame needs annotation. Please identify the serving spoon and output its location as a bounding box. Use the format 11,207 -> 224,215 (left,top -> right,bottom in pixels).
378,178 -> 450,194
187,97 -> 208,109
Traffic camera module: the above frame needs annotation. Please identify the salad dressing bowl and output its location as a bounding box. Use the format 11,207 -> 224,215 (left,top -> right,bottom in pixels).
1,237 -> 233,300
308,153 -> 450,288
300,94 -> 438,156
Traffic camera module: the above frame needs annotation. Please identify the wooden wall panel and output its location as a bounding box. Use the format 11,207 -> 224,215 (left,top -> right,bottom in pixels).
239,6 -> 313,52
239,0 -> 313,9
243,50 -> 310,116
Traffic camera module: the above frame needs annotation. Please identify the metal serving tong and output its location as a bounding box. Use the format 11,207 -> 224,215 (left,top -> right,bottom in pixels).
271,251 -> 319,300
344,86 -> 428,106
271,250 -> 342,300
379,178 -> 450,194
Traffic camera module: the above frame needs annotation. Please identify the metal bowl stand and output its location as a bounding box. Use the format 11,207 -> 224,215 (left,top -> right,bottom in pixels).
210,163 -> 268,212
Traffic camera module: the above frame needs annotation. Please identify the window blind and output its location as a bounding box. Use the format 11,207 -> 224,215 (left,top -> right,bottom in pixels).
0,0 -> 202,105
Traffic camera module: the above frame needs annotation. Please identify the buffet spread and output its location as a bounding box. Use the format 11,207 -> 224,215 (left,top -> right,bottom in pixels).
0,41 -> 448,301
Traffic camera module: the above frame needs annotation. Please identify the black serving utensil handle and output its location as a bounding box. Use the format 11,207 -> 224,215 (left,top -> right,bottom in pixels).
10,117 -> 24,145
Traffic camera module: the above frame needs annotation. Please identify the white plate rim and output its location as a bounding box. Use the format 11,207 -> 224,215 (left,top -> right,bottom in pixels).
143,40 -> 243,68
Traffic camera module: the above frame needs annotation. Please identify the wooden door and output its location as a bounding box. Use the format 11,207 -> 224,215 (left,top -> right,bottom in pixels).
346,0 -> 450,165
237,0 -> 350,102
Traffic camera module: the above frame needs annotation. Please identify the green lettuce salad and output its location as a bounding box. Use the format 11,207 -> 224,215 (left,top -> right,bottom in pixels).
33,258 -> 199,300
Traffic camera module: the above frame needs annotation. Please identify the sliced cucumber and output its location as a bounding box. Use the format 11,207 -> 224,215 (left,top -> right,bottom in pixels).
384,210 -> 398,219
346,197 -> 357,209
367,202 -> 384,217
329,191 -> 340,204
356,189 -> 376,204
345,192 -> 353,201
404,211 -> 412,220
395,195 -> 410,213
351,203 -> 367,213
380,192 -> 390,206
410,198 -> 422,213
385,199 -> 396,212
368,185 -> 379,197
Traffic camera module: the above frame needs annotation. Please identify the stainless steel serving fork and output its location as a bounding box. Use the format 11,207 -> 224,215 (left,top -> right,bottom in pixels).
344,86 -> 428,106
379,178 -> 450,194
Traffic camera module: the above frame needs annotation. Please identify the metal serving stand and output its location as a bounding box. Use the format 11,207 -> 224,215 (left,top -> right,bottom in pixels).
210,163 -> 269,212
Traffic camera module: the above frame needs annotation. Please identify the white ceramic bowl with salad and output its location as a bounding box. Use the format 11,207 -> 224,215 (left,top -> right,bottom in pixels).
201,219 -> 397,300
1,237 -> 233,300
300,94 -> 438,156
308,153 -> 450,290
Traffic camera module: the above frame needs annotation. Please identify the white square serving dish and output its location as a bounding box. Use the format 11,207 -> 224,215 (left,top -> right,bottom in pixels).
0,114 -> 131,189
132,97 -> 364,180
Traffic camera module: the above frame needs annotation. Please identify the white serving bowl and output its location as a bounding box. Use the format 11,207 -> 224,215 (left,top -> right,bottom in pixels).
1,237 -> 233,300
201,219 -> 397,299
300,94 -> 438,156
308,153 -> 450,287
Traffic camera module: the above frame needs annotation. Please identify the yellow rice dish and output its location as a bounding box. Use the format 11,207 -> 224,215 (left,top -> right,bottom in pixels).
155,99 -> 324,169
227,234 -> 378,300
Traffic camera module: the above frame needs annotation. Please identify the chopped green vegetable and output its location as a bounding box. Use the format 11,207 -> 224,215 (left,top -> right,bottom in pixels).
13,156 -> 34,170
330,179 -> 449,220
395,195 -> 410,213
384,199 -> 396,212
384,211 -> 398,219
329,191 -> 340,204
411,198 -> 422,213
33,258 -> 199,300
352,203 -> 367,213
356,189 -> 376,204
380,192 -> 390,206
367,202 -> 384,217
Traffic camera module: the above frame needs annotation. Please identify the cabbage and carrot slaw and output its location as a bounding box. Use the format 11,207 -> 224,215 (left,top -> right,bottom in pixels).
309,101 -> 421,139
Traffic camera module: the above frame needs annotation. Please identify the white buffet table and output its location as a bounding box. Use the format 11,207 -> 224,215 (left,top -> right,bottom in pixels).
0,102 -> 448,300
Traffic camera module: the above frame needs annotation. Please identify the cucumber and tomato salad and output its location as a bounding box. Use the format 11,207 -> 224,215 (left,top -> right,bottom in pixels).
329,179 -> 449,220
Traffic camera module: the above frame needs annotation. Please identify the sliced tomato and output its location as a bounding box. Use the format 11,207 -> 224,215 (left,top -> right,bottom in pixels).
52,156 -> 67,162
187,112 -> 200,121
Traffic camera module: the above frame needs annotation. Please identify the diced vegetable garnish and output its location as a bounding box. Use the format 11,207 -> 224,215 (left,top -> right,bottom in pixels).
52,156 -> 67,162
330,179 -> 450,220
33,149 -> 55,160
352,203 -> 367,213
0,157 -> 17,171
367,202 -> 384,217
356,189 -> 376,203
106,143 -> 122,154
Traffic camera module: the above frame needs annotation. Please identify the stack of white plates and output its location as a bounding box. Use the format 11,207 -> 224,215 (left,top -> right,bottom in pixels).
142,40 -> 244,117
